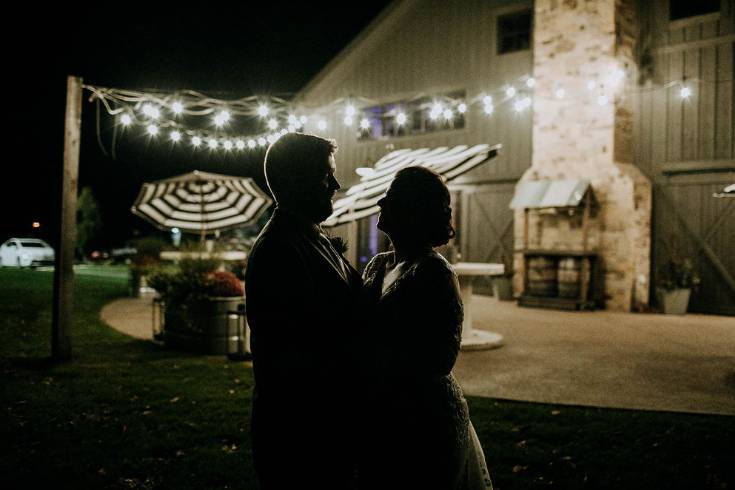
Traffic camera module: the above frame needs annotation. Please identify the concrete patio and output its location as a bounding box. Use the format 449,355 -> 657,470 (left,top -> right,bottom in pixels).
101,293 -> 735,416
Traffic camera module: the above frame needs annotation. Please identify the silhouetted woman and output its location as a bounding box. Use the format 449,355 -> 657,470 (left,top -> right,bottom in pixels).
359,166 -> 492,489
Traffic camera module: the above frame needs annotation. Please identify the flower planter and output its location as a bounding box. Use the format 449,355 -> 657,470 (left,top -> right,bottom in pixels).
656,288 -> 691,315
492,277 -> 514,301
163,296 -> 245,354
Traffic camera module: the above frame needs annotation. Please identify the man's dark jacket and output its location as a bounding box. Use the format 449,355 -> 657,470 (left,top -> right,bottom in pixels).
245,207 -> 363,488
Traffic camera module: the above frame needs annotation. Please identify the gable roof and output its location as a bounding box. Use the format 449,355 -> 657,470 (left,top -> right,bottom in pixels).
294,0 -> 419,104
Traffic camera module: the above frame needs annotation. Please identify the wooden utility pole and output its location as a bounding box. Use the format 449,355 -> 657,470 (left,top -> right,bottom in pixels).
52,75 -> 82,362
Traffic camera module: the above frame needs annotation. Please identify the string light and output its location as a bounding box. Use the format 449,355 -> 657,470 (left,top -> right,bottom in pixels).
86,72 -> 705,155
214,110 -> 230,127
142,104 -> 160,119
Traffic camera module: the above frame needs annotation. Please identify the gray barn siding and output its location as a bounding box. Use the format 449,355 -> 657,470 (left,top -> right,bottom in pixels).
298,0 -> 533,274
635,0 -> 735,314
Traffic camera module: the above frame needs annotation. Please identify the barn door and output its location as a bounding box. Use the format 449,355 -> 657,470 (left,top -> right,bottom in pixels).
460,183 -> 516,295
653,174 -> 735,315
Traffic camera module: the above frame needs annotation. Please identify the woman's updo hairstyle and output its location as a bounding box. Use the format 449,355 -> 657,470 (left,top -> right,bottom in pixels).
388,166 -> 455,247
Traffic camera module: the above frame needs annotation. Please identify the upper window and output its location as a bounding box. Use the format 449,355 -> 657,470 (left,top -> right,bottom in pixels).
669,0 -> 719,21
357,90 -> 467,141
498,10 -> 532,54
20,242 -> 45,248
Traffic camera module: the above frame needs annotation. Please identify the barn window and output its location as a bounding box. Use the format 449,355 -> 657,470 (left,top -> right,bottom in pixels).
669,0 -> 719,21
497,10 -> 532,54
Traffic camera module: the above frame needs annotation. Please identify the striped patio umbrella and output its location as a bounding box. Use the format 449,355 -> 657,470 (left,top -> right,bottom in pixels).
323,143 -> 501,227
131,170 -> 272,237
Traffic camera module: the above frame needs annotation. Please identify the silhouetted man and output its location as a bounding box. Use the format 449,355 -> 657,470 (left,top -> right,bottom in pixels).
245,133 -> 363,489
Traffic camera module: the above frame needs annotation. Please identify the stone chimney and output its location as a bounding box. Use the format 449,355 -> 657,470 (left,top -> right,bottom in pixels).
514,0 -> 652,311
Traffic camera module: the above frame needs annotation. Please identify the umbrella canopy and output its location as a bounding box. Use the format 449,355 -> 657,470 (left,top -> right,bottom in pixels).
323,143 -> 501,227
131,170 -> 272,234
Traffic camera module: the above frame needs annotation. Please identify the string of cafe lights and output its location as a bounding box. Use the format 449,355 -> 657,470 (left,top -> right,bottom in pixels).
85,69 -> 714,154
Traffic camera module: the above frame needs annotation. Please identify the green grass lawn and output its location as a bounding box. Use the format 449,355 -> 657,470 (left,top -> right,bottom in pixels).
1,267 -> 733,489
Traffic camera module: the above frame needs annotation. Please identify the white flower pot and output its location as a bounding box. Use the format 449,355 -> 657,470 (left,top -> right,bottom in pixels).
657,288 -> 691,315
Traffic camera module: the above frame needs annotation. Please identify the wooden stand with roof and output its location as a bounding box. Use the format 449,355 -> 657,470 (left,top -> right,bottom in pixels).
510,180 -> 602,311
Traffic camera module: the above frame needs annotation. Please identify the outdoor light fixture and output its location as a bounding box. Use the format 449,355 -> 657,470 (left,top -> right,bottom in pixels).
32,222 -> 40,229
396,112 -> 407,125
505,86 -> 516,98
257,105 -> 269,117
483,103 -> 494,115
680,86 -> 692,99
247,139 -> 256,149
318,120 -> 327,130
223,140 -> 233,150
457,103 -> 467,114
192,136 -> 202,147
170,130 -> 181,142
142,104 -> 160,119
214,110 -> 230,127
146,124 -> 159,136
267,118 -> 278,130
526,77 -> 536,88
443,109 -> 453,120
345,104 -> 356,117
611,69 -> 625,86
343,115 -> 354,126
360,118 -> 371,130
208,138 -> 218,149
257,137 -> 267,146
120,114 -> 132,126
482,95 -> 493,105
235,140 -> 245,150
171,101 -> 183,114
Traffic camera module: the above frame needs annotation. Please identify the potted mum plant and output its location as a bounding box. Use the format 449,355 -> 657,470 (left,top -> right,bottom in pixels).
148,258 -> 245,354
656,254 -> 700,315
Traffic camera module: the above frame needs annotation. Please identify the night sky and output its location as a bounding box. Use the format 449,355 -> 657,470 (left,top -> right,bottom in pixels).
6,2 -> 392,248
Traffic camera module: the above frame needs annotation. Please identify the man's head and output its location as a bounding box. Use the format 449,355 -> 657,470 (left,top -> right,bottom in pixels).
264,133 -> 340,223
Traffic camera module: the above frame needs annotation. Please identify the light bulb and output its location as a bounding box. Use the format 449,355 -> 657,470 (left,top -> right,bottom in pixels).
120,114 -> 132,126
482,95 -> 493,105
257,105 -> 269,117
483,104 -> 494,115
257,137 -> 267,147
247,139 -> 257,149
318,120 -> 327,131
443,109 -> 453,120
679,86 -> 692,98
208,139 -> 218,149
505,86 -> 516,98
343,116 -> 354,126
396,112 -> 407,125
171,101 -> 183,114
345,105 -> 356,117
360,118 -> 370,130
170,130 -> 181,142
146,124 -> 159,136
526,77 -> 536,88
192,136 -> 202,147
555,87 -> 566,99
223,140 -> 233,150
268,118 -> 278,130
457,103 -> 467,114
235,140 -> 245,150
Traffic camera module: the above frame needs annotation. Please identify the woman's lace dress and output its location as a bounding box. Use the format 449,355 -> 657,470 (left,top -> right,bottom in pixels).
359,250 -> 492,489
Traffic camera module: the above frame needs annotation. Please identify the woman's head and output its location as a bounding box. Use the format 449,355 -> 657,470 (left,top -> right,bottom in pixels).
377,166 -> 455,248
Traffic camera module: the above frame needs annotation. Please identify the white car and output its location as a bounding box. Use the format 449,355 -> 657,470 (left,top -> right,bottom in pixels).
0,238 -> 55,267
